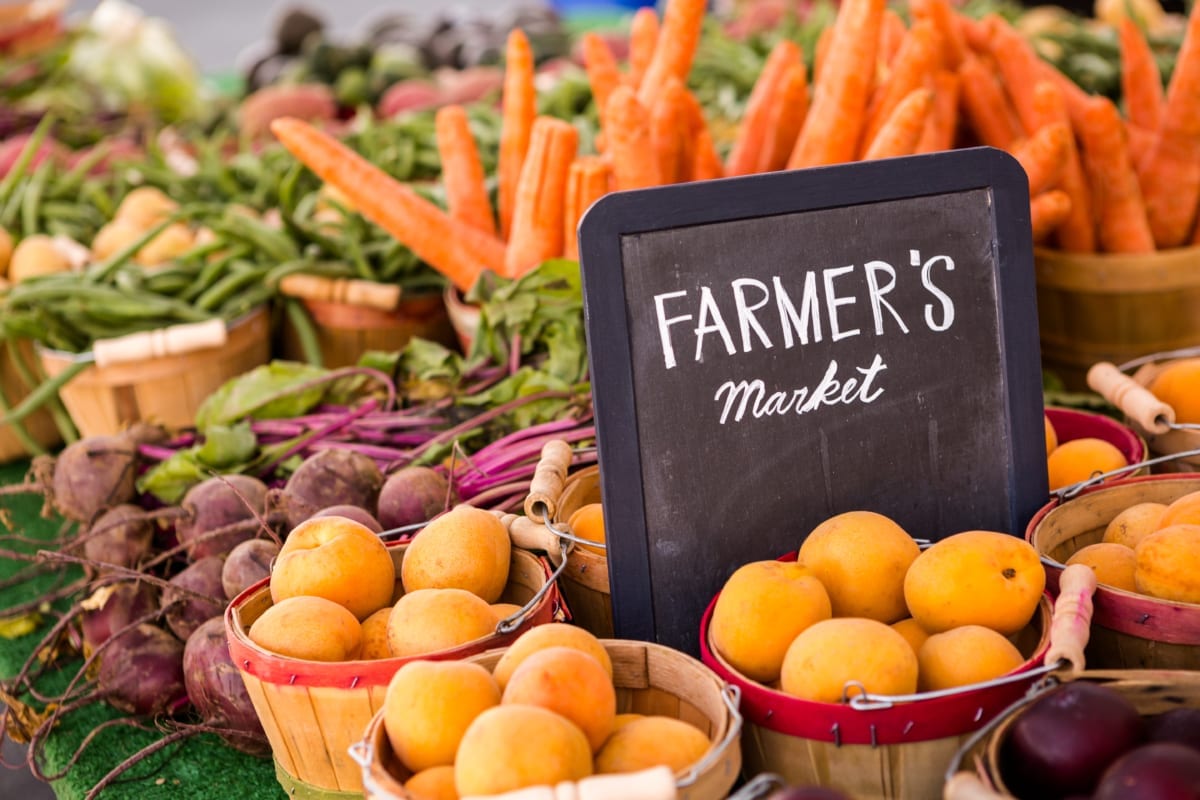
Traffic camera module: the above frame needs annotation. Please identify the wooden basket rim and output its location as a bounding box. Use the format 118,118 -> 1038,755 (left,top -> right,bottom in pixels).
1035,244 -> 1200,293
224,546 -> 560,689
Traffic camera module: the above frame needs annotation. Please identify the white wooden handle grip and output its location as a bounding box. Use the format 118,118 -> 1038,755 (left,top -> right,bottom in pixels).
524,440 -> 574,521
462,767 -> 676,800
93,318 -> 227,367
943,772 -> 1008,800
1045,563 -> 1097,676
279,273 -> 402,311
1086,362 -> 1174,434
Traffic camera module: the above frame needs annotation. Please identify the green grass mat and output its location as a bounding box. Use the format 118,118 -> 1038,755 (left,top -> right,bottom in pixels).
1,460 -> 284,800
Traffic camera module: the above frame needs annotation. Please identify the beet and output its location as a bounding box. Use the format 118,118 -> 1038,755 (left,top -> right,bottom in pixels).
285,449 -> 382,514
1093,742 -> 1200,799
80,581 -> 161,653
176,475 -> 268,559
161,557 -> 226,641
767,788 -> 854,800
1150,709 -> 1200,752
1000,681 -> 1145,799
183,618 -> 268,755
51,435 -> 138,522
98,624 -> 186,716
377,466 -> 452,530
313,504 -> 383,533
222,539 -> 279,600
83,504 -> 154,572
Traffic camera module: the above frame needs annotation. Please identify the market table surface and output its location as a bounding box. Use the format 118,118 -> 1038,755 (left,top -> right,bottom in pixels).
0,460 -> 284,800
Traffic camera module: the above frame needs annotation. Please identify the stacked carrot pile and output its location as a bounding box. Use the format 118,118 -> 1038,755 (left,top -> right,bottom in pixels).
267,0 -> 1200,295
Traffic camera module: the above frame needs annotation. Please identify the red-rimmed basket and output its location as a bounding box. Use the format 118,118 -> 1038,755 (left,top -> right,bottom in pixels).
1044,406 -> 1147,469
1027,472 -> 1200,670
224,542 -> 562,797
699,554 -> 1057,800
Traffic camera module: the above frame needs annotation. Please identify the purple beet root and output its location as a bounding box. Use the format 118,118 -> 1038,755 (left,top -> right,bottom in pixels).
161,557 -> 226,641
84,504 -> 154,572
80,581 -> 161,653
98,624 -> 186,716
183,618 -> 268,755
221,539 -> 279,600
50,435 -> 138,522
176,475 -> 268,559
377,466 -> 454,531
313,504 -> 383,533
1093,742 -> 1200,799
285,449 -> 382,514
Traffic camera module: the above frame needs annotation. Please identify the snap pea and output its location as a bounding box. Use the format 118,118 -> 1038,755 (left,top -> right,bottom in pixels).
179,246 -> 253,302
212,213 -> 299,263
195,263 -> 272,312
284,298 -> 324,368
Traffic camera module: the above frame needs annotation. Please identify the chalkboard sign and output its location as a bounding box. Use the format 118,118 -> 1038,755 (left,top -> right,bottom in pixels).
577,148 -> 1048,655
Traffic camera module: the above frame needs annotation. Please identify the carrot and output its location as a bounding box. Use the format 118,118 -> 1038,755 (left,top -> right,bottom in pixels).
1030,190 -> 1073,243
1010,121 -> 1071,197
1036,60 -> 1092,132
270,117 -> 506,291
1077,96 -> 1156,253
789,0 -> 887,169
1125,120 -> 1156,167
1119,17 -> 1165,133
505,117 -> 580,278
910,0 -> 968,68
880,9 -> 908,66
988,17 -> 1056,136
957,54 -> 1021,148
915,70 -> 960,153
652,78 -> 695,184
862,21 -> 942,154
582,33 -> 623,145
1137,2 -> 1200,248
435,105 -> 495,236
564,157 -> 611,260
814,25 -> 834,84
628,7 -> 660,88
757,62 -> 810,172
863,88 -> 934,160
693,128 -> 725,180
1031,80 -> 1096,253
726,40 -> 802,176
959,14 -> 992,54
606,86 -> 662,190
637,0 -> 706,109
498,30 -> 537,241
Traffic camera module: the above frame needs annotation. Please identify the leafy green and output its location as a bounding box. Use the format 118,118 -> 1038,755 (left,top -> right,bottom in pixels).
195,361 -> 330,429
137,422 -> 259,503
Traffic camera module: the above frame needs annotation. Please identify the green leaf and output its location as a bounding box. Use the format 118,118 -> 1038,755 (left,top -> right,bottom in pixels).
195,361 -> 330,429
136,450 -> 213,504
196,422 -> 258,468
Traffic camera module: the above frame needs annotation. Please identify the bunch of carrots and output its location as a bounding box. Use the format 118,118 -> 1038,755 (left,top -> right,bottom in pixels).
267,0 -> 1200,297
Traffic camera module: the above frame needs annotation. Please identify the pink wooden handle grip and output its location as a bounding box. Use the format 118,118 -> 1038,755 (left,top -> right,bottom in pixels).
462,767 -> 676,800
524,440 -> 574,521
92,318 -> 227,368
1086,362 -> 1174,434
278,273 -> 402,311
1045,563 -> 1097,675
943,772 -> 1008,800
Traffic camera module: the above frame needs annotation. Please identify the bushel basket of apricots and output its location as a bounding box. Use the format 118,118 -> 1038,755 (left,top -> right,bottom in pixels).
223,506 -> 563,795
351,623 -> 741,800
699,510 -> 1095,800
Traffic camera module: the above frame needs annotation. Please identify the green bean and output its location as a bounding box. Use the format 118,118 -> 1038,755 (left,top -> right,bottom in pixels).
143,268 -> 199,297
279,162 -> 305,216
52,144 -> 112,197
340,231 -> 375,281
40,201 -> 105,225
218,284 -> 272,321
20,161 -> 51,237
6,337 -> 77,444
178,246 -> 251,302
195,264 -> 272,312
0,114 -> 55,216
81,181 -> 115,219
212,214 -> 299,263
0,358 -> 89,428
263,257 -> 329,287
284,299 -> 324,367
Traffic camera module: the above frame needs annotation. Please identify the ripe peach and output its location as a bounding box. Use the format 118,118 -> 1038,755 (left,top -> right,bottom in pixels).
404,766 -> 458,800
916,625 -> 1025,692
780,617 -> 918,703
1066,542 -> 1138,592
501,646 -> 616,752
1135,525 -> 1200,603
454,705 -> 592,795
709,560 -> 831,683
383,659 -> 500,772
271,515 -> 395,621
1046,438 -> 1128,492
1103,502 -> 1168,549
567,503 -> 606,555
890,618 -> 931,656
386,588 -> 496,657
492,623 -> 613,691
594,716 -> 712,775
357,607 -> 392,660
401,505 -> 511,603
247,595 -> 361,661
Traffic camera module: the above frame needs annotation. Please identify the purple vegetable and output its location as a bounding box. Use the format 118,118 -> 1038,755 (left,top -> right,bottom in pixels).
80,581 -> 161,653
183,618 -> 268,755
161,557 -> 226,641
313,504 -> 383,533
377,466 -> 453,530
83,504 -> 154,572
98,624 -> 186,716
176,475 -> 268,559
51,435 -> 138,522
221,539 -> 279,600
285,449 -> 382,513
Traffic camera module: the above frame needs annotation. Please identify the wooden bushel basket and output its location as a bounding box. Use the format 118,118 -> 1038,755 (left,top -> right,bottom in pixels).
944,669 -> 1200,799
1035,245 -> 1200,391
1027,473 -> 1200,670
37,307 -> 270,437
0,339 -> 61,463
1088,356 -> 1200,474
698,553 -> 1087,800
350,639 -> 743,800
225,543 -> 562,796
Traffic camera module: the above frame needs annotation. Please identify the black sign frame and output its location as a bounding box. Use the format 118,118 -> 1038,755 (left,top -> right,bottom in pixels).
577,147 -> 1046,652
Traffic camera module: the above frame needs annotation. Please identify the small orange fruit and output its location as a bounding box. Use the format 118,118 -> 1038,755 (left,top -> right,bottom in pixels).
1158,490 -> 1200,529
1103,502 -> 1168,549
890,618 -> 931,656
567,503 -> 606,555
779,617 -> 918,703
1045,415 -> 1058,456
1046,438 -> 1128,492
1149,358 -> 1200,424
1066,542 -> 1138,592
917,625 -> 1025,692
1135,524 -> 1200,603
